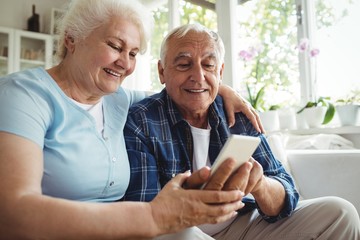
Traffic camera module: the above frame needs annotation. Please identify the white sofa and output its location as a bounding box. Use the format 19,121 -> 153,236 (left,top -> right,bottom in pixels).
267,134 -> 360,215
287,149 -> 360,214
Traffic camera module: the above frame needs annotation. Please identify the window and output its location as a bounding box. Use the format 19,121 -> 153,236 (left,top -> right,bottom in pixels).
124,0 -> 359,109
314,0 -> 360,102
236,0 -> 299,111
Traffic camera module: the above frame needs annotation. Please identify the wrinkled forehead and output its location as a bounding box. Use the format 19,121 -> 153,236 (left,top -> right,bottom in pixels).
169,32 -> 219,60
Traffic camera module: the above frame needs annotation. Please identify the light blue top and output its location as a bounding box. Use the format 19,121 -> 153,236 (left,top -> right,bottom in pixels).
0,67 -> 146,202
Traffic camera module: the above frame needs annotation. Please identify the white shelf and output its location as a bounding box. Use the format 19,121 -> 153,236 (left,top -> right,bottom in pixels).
0,26 -> 53,76
284,126 -> 360,135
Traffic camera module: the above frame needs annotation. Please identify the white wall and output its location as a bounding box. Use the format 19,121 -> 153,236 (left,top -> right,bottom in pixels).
0,0 -> 67,33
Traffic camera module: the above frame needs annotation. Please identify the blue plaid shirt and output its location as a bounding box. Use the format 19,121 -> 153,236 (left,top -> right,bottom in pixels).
124,89 -> 299,222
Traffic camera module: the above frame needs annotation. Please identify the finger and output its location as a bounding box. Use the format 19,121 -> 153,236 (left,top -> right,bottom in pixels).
206,202 -> 245,224
184,167 -> 211,189
244,160 -> 264,195
170,170 -> 192,188
199,189 -> 244,205
246,109 -> 262,133
204,158 -> 236,191
180,191 -> 244,227
223,161 -> 253,192
225,103 -> 235,128
252,109 -> 265,133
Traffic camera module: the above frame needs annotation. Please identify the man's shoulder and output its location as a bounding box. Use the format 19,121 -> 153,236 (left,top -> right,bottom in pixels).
129,91 -> 166,114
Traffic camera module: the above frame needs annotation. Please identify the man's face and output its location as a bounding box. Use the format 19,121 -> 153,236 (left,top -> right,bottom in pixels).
158,31 -> 224,119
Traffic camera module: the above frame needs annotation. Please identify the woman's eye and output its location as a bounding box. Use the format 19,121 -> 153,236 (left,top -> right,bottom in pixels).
108,42 -> 121,51
130,52 -> 137,58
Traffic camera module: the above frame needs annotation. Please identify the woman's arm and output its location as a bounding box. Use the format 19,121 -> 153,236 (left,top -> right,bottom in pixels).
0,132 -> 244,239
132,86 -> 264,133
218,85 -> 264,133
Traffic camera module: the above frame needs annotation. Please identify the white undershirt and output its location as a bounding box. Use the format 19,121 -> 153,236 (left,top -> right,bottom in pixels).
190,124 -> 211,170
190,124 -> 236,236
71,98 -> 104,134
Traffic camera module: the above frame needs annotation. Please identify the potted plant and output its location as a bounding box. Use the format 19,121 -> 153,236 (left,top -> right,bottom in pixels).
246,84 -> 281,131
246,84 -> 265,112
335,91 -> 360,126
296,96 -> 335,128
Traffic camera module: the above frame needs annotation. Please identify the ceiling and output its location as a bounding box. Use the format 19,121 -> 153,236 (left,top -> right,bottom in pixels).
140,0 -> 251,11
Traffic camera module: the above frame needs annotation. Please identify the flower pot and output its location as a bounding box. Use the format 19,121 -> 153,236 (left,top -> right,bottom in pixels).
302,106 -> 327,128
336,104 -> 360,126
259,110 -> 280,132
278,108 -> 297,130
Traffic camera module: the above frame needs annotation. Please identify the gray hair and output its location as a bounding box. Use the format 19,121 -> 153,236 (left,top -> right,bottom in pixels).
159,23 -> 225,67
55,0 -> 153,62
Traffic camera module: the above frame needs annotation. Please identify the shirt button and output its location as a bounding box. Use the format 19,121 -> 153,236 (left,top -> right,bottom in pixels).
172,173 -> 176,178
112,157 -> 116,162
109,181 -> 114,186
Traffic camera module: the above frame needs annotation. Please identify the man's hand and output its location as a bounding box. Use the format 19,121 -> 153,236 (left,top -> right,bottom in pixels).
184,157 -> 264,195
150,171 -> 245,236
222,157 -> 264,195
184,158 -> 245,191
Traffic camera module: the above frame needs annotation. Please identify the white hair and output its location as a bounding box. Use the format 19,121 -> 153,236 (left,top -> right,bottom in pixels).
159,23 -> 225,67
55,0 -> 154,62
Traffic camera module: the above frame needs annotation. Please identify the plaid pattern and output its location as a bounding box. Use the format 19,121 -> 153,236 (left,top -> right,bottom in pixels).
123,89 -> 299,222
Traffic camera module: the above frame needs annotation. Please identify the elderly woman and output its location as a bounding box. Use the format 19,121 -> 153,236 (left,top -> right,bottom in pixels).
0,0 -> 262,239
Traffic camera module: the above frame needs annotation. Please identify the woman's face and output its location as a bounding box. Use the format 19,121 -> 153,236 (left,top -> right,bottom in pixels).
69,17 -> 141,98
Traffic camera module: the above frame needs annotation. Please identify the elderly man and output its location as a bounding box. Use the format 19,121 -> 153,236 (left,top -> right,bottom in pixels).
124,23 -> 359,239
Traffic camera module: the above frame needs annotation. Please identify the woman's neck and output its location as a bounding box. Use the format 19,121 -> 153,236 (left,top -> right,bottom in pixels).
47,64 -> 101,105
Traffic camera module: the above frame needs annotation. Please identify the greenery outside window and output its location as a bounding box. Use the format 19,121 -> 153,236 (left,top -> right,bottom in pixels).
126,0 -> 358,114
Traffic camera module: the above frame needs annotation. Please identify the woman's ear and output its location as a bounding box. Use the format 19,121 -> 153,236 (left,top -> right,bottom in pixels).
64,34 -> 76,53
158,60 -> 166,85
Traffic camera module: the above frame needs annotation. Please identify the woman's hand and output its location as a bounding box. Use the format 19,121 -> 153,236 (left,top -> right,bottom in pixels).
218,85 -> 264,133
149,171 -> 244,236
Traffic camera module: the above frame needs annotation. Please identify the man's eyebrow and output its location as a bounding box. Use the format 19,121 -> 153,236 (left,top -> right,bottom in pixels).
173,52 -> 192,63
203,51 -> 217,60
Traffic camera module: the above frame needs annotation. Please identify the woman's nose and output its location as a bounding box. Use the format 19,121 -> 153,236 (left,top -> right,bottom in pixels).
115,52 -> 131,71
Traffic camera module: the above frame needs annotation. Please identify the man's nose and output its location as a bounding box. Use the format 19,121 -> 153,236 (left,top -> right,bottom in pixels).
190,64 -> 205,82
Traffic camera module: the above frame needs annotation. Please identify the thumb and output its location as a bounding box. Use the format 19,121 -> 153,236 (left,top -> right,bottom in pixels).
171,170 -> 192,187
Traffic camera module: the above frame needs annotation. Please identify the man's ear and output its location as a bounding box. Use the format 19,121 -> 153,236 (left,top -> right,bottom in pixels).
64,34 -> 76,53
219,63 -> 225,84
158,60 -> 166,85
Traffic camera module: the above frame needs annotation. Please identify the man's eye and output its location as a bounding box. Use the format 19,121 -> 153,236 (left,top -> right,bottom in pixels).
204,64 -> 215,69
177,63 -> 190,68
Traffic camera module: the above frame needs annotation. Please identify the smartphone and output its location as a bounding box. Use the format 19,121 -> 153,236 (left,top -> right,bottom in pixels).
201,135 -> 260,189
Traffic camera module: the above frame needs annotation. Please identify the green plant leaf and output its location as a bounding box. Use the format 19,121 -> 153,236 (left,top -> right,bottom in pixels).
297,101 -> 316,113
254,85 -> 266,110
322,102 -> 335,124
269,105 -> 281,110
246,84 -> 255,107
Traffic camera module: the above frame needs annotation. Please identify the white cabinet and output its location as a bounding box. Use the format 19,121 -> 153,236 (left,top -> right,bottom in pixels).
0,26 -> 14,76
0,26 -> 53,77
